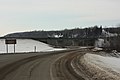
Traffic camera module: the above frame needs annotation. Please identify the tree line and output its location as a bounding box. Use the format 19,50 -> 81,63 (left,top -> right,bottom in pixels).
4,25 -> 103,38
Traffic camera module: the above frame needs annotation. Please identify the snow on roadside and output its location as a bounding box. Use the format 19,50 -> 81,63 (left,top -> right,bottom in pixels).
80,53 -> 120,80
84,53 -> 120,73
79,47 -> 88,49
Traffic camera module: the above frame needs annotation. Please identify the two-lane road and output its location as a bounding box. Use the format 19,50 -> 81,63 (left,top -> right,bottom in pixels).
0,49 -> 88,80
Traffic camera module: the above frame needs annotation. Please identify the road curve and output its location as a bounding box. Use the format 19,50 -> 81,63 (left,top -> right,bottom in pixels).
0,49 -> 88,80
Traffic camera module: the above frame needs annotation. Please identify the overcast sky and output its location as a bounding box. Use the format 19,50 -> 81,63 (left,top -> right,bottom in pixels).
0,0 -> 120,36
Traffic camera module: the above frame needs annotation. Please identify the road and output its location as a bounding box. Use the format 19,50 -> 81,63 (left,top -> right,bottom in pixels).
0,49 -> 90,80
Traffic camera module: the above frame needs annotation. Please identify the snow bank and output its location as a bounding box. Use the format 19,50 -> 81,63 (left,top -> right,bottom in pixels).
80,53 -> 120,80
92,47 -> 103,51
85,54 -> 120,73
79,47 -> 88,49
95,39 -> 104,47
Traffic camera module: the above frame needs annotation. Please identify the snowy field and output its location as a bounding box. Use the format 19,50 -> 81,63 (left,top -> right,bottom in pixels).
0,39 -> 65,53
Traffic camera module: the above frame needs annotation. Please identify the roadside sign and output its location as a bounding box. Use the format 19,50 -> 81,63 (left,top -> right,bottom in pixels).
5,39 -> 16,44
5,39 -> 17,53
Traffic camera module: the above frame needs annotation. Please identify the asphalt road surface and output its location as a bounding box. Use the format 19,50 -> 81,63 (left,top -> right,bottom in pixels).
0,49 -> 90,80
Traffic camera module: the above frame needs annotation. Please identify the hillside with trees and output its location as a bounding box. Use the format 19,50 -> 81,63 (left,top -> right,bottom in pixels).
3,26 -> 120,51
4,25 -> 102,38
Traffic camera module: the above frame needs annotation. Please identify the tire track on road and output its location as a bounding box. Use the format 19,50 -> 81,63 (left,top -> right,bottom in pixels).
53,50 -> 86,80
